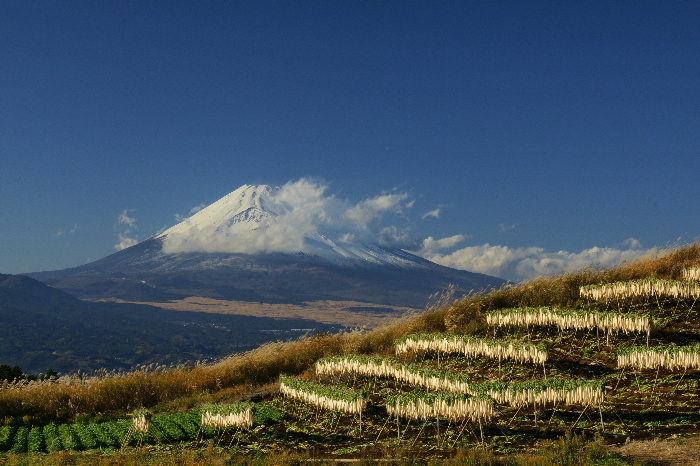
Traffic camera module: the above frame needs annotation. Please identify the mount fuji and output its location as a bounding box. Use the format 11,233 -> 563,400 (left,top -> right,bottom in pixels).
31,185 -> 506,308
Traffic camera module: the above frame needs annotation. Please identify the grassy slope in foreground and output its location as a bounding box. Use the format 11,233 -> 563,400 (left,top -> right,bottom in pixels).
4,243 -> 700,462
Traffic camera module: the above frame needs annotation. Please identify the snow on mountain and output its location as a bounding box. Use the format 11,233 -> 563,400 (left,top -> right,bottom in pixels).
156,185 -> 281,238
155,184 -> 429,269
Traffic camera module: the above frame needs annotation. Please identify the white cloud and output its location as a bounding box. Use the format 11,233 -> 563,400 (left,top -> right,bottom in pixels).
343,192 -> 411,225
157,179 -> 658,279
55,224 -> 77,236
498,223 -> 515,233
376,225 -> 419,248
189,203 -> 207,215
415,235 -> 468,256
114,209 -> 138,251
115,234 -> 138,251
422,208 -> 441,220
621,237 -> 642,249
117,210 -> 136,228
175,204 -> 208,223
411,236 -> 657,282
162,179 -> 418,254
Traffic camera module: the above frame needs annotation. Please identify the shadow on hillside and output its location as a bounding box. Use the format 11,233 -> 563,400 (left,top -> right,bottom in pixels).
548,359 -> 618,378
650,330 -> 700,345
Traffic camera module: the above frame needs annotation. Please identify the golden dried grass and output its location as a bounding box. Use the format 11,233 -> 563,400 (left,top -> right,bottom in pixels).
0,331 -> 357,422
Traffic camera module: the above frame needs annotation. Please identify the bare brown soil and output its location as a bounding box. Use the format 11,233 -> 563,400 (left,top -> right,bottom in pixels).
97,297 -> 417,328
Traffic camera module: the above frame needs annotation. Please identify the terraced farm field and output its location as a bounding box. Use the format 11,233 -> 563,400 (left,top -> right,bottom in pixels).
4,247 -> 700,464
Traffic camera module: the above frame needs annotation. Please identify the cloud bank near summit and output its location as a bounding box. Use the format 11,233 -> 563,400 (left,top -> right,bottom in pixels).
160,179 -> 419,255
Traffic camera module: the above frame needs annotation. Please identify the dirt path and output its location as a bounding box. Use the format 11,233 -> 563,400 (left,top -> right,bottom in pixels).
613,437 -> 700,465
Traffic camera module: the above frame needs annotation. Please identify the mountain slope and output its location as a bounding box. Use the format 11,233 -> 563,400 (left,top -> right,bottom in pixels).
30,237 -> 504,307
30,184 -> 506,308
0,273 -> 83,316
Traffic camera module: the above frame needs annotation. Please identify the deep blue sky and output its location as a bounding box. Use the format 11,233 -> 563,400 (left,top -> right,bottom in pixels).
1,1 -> 699,280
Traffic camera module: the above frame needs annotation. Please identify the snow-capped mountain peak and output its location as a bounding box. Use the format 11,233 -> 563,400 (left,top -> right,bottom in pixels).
153,184 -> 424,268
156,184 -> 282,239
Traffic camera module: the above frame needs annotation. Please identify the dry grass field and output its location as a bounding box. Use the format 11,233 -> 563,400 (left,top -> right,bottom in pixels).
97,297 -> 416,329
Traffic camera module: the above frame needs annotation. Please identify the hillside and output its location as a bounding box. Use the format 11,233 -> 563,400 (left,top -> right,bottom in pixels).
0,274 -> 340,374
3,244 -> 700,464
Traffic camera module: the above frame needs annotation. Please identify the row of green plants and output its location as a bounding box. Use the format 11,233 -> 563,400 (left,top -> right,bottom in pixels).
0,433 -> 633,466
0,412 -> 198,453
0,403 -> 285,453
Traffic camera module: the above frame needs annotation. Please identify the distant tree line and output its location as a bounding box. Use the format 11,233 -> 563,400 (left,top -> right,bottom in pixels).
0,364 -> 58,382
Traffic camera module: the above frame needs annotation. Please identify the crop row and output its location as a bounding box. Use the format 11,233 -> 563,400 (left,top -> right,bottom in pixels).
314,356 -> 603,409
682,267 -> 700,281
580,279 -> 700,301
201,403 -> 255,429
617,344 -> 700,370
279,375 -> 366,414
394,334 -> 548,364
486,307 -> 651,335
0,401 -> 287,454
316,356 -> 474,394
386,393 -> 495,423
